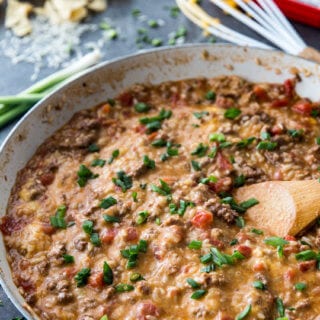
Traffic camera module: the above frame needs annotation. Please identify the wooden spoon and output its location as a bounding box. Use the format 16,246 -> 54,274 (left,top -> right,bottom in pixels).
234,180 -> 320,237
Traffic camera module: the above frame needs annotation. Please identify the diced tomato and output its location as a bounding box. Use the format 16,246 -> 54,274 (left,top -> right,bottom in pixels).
64,267 -> 77,278
147,132 -> 158,141
101,228 -> 117,244
88,272 -> 104,288
299,260 -> 316,272
217,152 -> 233,171
118,92 -> 133,107
41,223 -> 55,235
271,97 -> 289,108
236,245 -> 252,258
208,177 -> 231,193
191,210 -> 213,229
215,312 -> 234,320
284,235 -> 296,241
18,278 -> 35,293
283,78 -> 295,98
137,301 -> 160,320
253,262 -> 266,272
39,172 -> 55,186
253,85 -> 268,102
210,238 -> 224,249
124,227 -> 139,241
284,245 -> 299,255
284,268 -> 296,281
292,99 -> 312,115
0,216 -> 26,236
270,125 -> 283,135
134,124 -> 146,134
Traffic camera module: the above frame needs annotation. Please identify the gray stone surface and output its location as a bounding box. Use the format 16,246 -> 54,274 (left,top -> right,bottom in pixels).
0,0 -> 319,318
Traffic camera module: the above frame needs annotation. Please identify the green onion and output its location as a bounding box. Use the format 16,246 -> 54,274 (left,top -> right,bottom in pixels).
90,233 -> 101,246
236,304 -> 251,320
252,281 -> 266,290
136,211 -> 149,225
288,129 -> 303,138
103,214 -> 120,223
191,143 -> 208,157
209,132 -> 226,142
103,261 -> 113,285
151,179 -> 171,196
208,146 -> 218,158
107,149 -> 120,164
191,160 -> 201,171
200,175 -> 218,184
112,171 -> 132,192
276,297 -> 285,317
186,278 -> 200,289
256,141 -> 277,150
236,137 -> 255,148
194,111 -> 209,119
75,268 -> 91,287
82,220 -> 94,235
294,282 -> 307,291
131,8 -> 141,17
169,6 -> 180,18
91,159 -> 106,167
130,272 -> 144,282
151,139 -> 167,147
220,141 -> 233,148
264,237 -> 289,247
230,239 -> 239,246
134,102 -> 151,113
148,19 -> 159,28
143,155 -> 156,169
155,217 -> 161,225
240,198 -> 259,210
88,143 -> 100,152
231,250 -> 245,260
224,107 -> 241,120
115,284 -> 134,292
295,250 -> 317,261
132,191 -> 138,202
236,216 -> 245,228
100,196 -> 117,209
316,137 -> 320,145
100,315 -> 109,320
191,289 -> 207,299
188,240 -> 202,250
234,175 -> 245,187
151,38 -> 163,47
205,91 -> 216,101
251,228 -> 264,235
77,164 -> 98,187
260,131 -> 271,140
62,254 -> 74,264
201,264 -> 215,273
50,205 -> 67,229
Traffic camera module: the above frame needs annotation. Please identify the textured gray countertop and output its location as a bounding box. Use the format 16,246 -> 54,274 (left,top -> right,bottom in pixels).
0,0 -> 319,319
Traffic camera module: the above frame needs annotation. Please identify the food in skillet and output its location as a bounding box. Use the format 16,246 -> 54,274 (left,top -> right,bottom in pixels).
1,75 -> 320,320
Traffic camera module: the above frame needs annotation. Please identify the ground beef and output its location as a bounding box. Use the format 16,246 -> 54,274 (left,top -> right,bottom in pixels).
204,199 -> 238,224
238,164 -> 267,184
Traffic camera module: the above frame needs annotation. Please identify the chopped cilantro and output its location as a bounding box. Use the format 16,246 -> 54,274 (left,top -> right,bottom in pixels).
77,164 -> 98,187
103,261 -> 113,285
75,268 -> 91,287
112,171 -> 132,192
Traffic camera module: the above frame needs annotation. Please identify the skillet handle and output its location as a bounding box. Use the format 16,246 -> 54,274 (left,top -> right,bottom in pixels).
299,46 -> 320,64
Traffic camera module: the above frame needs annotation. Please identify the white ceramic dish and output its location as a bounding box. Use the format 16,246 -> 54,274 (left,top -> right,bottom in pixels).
1,44 -> 320,319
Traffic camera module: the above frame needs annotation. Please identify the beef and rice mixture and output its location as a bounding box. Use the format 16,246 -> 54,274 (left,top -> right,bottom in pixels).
2,75 -> 320,320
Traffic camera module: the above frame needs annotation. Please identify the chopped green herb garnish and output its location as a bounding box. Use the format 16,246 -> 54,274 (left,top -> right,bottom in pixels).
100,196 -> 117,209
167,146 -> 179,156
112,171 -> 132,192
140,183 -> 147,190
294,282 -> 307,291
252,281 -> 266,290
148,19 -> 159,28
194,111 -> 209,119
200,175 -> 218,184
209,132 -> 225,142
151,38 -> 163,47
88,143 -> 100,152
103,214 -> 120,223
234,175 -> 245,187
191,160 -> 201,171
63,254 -> 74,264
121,240 -> 148,269
75,268 -> 91,287
264,237 -> 289,247
50,205 -> 67,229
205,90 -> 216,101
191,289 -> 207,299
177,199 -> 193,216
90,232 -> 101,246
260,131 -> 271,140
188,240 -> 202,250
77,164 -> 98,187
236,304 -> 251,320
143,155 -> 156,169
201,263 -> 215,273
240,198 -> 259,210
316,137 -> 320,145
82,220 -> 94,235
134,102 -> 151,113
136,211 -> 149,225
131,8 -> 141,17
130,272 -> 144,282
155,217 -> 161,225
140,109 -> 172,133
107,149 -> 120,164
230,239 -> 239,246
100,315 -> 108,320
276,297 -> 285,317
186,278 -> 200,289
256,141 -> 278,150
288,129 -> 303,138
221,196 -> 246,214
208,146 -> 218,158
151,138 -> 167,147
169,5 -> 180,18
295,250 -> 318,261
115,284 -> 134,292
224,107 -> 241,120
220,141 -> 233,149
132,191 -> 138,202
251,228 -> 264,235
236,137 -> 255,148
236,216 -> 245,228
191,143 -> 208,157
151,179 -> 171,196
91,158 -> 106,167
103,261 -> 113,285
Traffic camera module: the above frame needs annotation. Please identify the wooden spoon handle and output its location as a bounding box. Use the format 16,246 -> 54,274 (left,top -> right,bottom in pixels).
299,46 -> 320,64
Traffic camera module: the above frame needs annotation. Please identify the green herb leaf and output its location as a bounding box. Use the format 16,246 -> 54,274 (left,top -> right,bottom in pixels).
82,220 -> 94,235
136,211 -> 149,225
115,284 -> 134,292
209,132 -> 226,142
169,6 -> 180,18
260,131 -> 271,140
194,111 -> 209,119
234,175 -> 245,187
100,315 -> 109,320
88,143 -> 100,152
295,250 -> 317,261
316,137 -> 320,145
191,160 -> 201,171
191,143 -> 208,157
186,278 -> 200,289
108,149 -> 120,164
256,141 -> 278,150
103,261 -> 113,285
90,232 -> 101,246
230,239 -> 239,246
240,198 -> 259,210
200,175 -> 218,184
130,272 -> 144,282
134,102 -> 151,113
236,304 -> 251,320
191,289 -> 207,299
294,282 -> 307,291
62,254 -> 74,264
91,159 -> 106,167
77,164 -> 98,187
132,191 -> 138,202
236,137 -> 255,148
151,139 -> 167,147
143,155 -> 156,169
188,240 -> 202,250
103,214 -> 120,223
276,297 -> 285,317
131,8 -> 141,17
148,19 -> 159,28
288,129 -> 303,138
151,179 -> 171,196
236,216 -> 245,228
252,281 -> 266,290
100,196 -> 117,209
224,108 -> 241,120
251,228 -> 264,235
264,237 -> 289,247
151,38 -> 162,47
50,205 -> 67,229
112,171 -> 132,192
208,146 -> 218,158
75,268 -> 91,287
205,91 -> 216,101
155,217 -> 161,225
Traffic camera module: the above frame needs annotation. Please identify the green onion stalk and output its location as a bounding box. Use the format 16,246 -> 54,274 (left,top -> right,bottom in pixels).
0,50 -> 101,128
